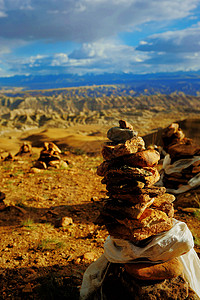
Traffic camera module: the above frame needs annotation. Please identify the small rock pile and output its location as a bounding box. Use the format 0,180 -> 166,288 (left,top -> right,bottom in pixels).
34,142 -> 68,169
15,142 -> 32,157
96,120 -> 175,246
2,152 -> 14,161
1,143 -> 32,161
161,123 -> 200,192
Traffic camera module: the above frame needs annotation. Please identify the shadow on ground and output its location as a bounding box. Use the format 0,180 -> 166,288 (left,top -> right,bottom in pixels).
0,200 -> 104,227
0,263 -> 84,300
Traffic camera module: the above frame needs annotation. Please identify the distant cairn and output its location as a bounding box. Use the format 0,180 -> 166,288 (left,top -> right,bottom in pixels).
33,142 -> 68,170
161,123 -> 200,194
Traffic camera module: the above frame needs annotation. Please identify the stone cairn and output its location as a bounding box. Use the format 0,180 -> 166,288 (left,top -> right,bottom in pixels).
2,152 -> 14,161
34,142 -> 68,169
15,142 -> 32,157
161,123 -> 200,192
93,120 -> 197,299
0,143 -> 32,161
96,120 -> 175,246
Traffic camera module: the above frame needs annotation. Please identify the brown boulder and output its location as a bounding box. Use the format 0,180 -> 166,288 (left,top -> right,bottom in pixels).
102,167 -> 160,187
123,150 -> 160,167
97,158 -> 123,177
107,218 -> 173,243
108,186 -> 166,203
162,123 -> 186,149
124,257 -> 183,280
163,123 -> 179,138
167,143 -> 200,159
116,208 -> 171,230
150,193 -> 175,218
106,181 -> 145,196
97,149 -> 160,177
110,193 -> 153,205
102,137 -> 145,160
102,197 -> 155,220
95,264 -> 198,300
122,274 -> 197,300
55,216 -> 73,228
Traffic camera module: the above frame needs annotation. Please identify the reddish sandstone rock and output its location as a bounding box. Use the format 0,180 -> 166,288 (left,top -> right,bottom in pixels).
95,264 -> 197,300
106,218 -> 173,243
102,167 -> 160,187
108,186 -> 166,203
116,208 -> 171,230
123,150 -> 160,168
102,197 -> 155,220
55,216 -> 73,228
102,137 -> 145,160
124,258 -> 183,281
167,143 -> 200,159
97,150 -> 160,177
150,194 -> 175,218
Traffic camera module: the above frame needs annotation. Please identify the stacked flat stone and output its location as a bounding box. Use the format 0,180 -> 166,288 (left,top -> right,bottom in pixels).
96,120 -> 175,245
162,123 -> 200,190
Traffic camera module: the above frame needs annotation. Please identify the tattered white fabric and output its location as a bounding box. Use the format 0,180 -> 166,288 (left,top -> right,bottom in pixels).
161,154 -> 200,194
80,219 -> 200,299
104,219 -> 193,263
164,155 -> 200,175
80,254 -> 110,300
179,249 -> 200,297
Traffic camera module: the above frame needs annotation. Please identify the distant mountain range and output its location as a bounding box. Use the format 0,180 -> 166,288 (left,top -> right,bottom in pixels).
1,71 -> 200,95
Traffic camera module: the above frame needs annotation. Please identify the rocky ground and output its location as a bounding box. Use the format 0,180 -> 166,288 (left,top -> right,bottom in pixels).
0,152 -> 108,299
0,151 -> 200,299
0,123 -> 200,299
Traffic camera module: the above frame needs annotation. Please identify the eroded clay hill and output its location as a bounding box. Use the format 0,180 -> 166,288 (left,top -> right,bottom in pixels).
1,87 -> 200,130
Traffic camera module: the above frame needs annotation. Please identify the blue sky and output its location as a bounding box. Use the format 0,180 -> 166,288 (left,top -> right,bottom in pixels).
0,0 -> 200,77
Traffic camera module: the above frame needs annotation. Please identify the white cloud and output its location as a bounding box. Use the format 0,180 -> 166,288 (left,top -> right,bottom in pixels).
51,53 -> 69,66
59,40 -> 149,73
4,28 -> 200,76
0,0 -> 198,42
133,24 -> 200,73
0,0 -> 200,76
6,39 -> 149,75
137,24 -> 200,53
137,25 -> 200,53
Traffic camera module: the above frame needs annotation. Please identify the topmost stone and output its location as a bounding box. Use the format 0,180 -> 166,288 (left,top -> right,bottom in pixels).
107,127 -> 136,143
107,119 -> 137,143
119,119 -> 133,130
